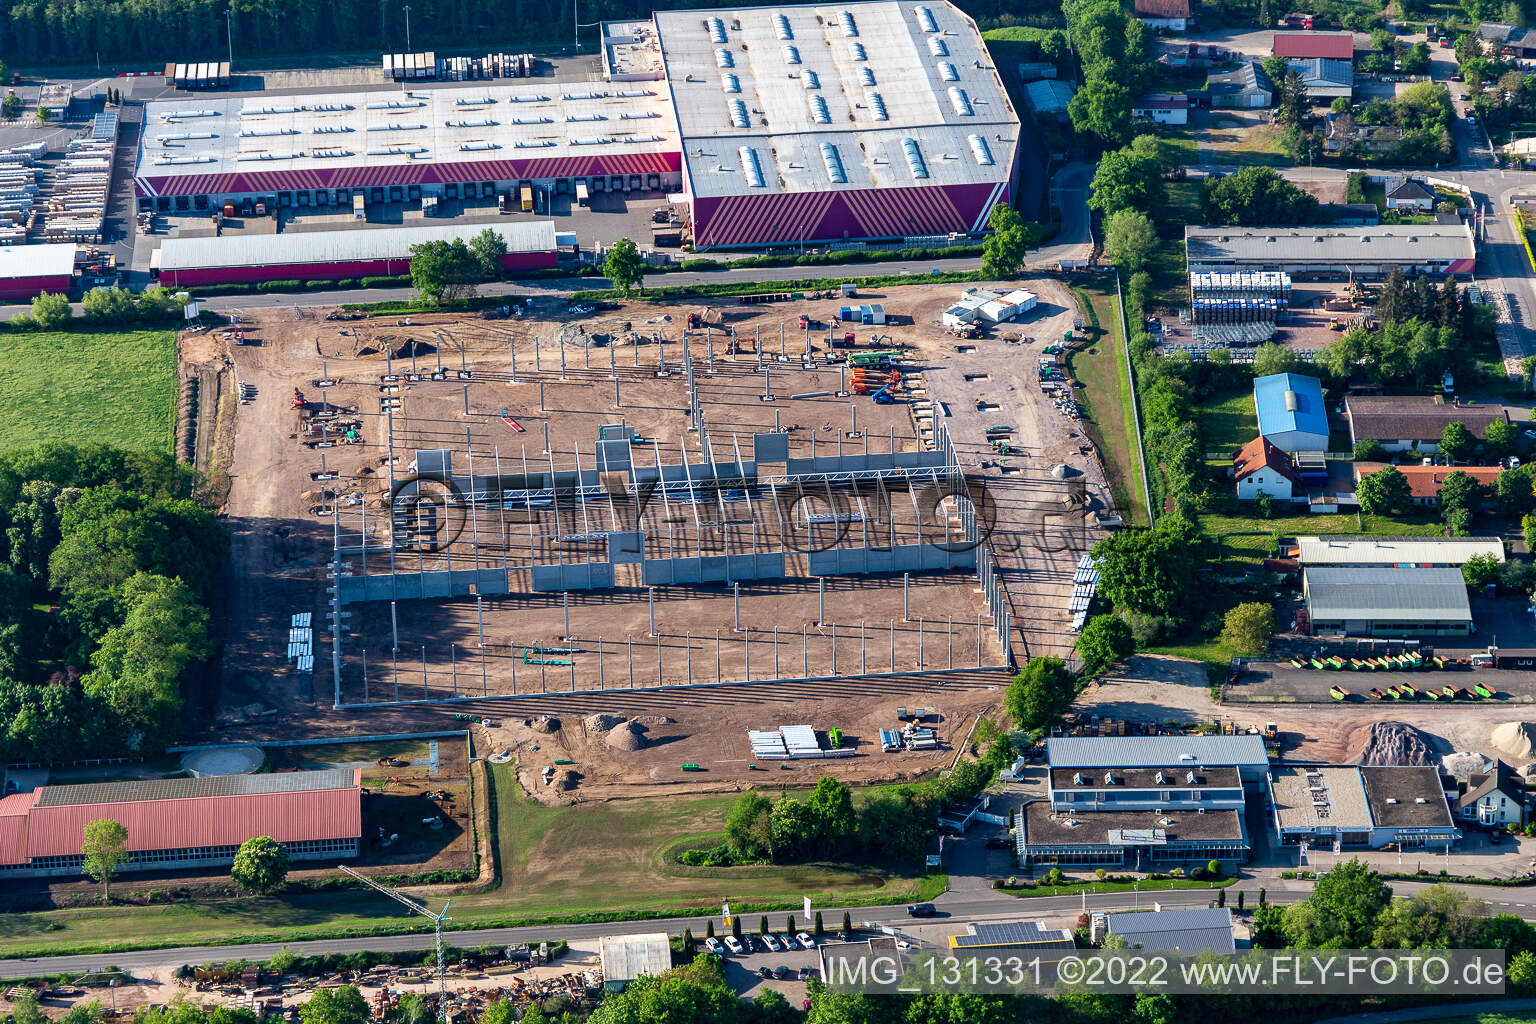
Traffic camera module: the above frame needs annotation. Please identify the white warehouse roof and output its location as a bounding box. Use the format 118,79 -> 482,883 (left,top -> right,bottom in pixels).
0,242 -> 77,280
654,1 -> 1018,199
1185,224 -> 1475,266
157,221 -> 557,271
599,932 -> 672,983
1046,735 -> 1269,769
1297,535 -> 1505,567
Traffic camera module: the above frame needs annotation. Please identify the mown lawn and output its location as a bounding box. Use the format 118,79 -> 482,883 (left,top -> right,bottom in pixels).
1069,282 -> 1150,526
0,329 -> 178,453
1193,390 -> 1258,463
1200,510 -> 1448,568
0,763 -> 944,957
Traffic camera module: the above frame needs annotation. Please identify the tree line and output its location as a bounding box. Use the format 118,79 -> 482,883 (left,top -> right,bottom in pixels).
0,444 -> 225,762
0,0 -> 1059,68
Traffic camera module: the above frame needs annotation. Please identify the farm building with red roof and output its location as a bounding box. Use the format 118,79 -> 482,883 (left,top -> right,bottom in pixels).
0,768 -> 361,877
1272,31 -> 1356,58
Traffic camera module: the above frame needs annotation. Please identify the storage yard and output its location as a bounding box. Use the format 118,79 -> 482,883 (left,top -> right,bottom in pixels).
196,277 -> 1103,780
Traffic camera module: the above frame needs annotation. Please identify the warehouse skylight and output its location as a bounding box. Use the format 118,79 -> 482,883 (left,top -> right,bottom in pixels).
740,145 -> 765,188
820,141 -> 847,183
902,137 -> 929,179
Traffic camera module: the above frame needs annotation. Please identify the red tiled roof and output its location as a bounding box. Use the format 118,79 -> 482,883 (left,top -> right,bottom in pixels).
0,770 -> 361,863
1135,0 -> 1190,17
1353,463 -> 1501,500
1234,437 -> 1300,484
1273,31 -> 1355,58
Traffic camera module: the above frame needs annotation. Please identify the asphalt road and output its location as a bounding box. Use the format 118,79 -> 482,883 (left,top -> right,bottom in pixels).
6,872 -> 1535,977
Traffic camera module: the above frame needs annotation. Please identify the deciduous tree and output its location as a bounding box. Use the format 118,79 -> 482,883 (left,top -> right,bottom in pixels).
1104,209 -> 1158,273
1220,603 -> 1275,657
31,291 -> 71,328
602,237 -> 645,297
232,835 -> 291,893
1355,466 -> 1412,516
1075,614 -> 1133,675
1004,656 -> 1074,732
81,817 -> 128,901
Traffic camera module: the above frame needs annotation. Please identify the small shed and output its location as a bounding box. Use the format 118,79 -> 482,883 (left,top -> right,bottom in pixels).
599,932 -> 672,990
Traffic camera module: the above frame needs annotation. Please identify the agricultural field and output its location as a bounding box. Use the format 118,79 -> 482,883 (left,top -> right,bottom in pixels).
0,329 -> 178,453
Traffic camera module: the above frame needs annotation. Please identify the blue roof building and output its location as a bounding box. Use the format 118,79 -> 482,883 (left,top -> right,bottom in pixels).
1254,372 -> 1329,453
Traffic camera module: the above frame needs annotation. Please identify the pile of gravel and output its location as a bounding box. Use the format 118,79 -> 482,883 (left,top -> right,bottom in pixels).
1348,721 -> 1435,766
584,713 -> 626,733
605,721 -> 647,751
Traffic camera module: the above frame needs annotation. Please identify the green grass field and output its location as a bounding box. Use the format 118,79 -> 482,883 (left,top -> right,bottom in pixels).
0,329 -> 177,453
1200,510 -> 1447,568
1430,1014 -> 1536,1024
0,762 -> 943,958
1069,283 -> 1150,527
1193,390 -> 1259,462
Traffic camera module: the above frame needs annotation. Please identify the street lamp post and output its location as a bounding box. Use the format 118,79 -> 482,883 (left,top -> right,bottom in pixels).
225,9 -> 234,68
403,5 -> 413,53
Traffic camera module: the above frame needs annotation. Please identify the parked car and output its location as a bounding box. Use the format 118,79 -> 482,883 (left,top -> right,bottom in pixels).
705,937 -> 723,954
799,966 -> 817,981
1491,829 -> 1505,845
724,936 -> 744,954
739,935 -> 756,953
779,933 -> 796,950
762,933 -> 781,952
907,903 -> 937,917
757,966 -> 772,978
797,932 -> 817,949
985,836 -> 1012,849
773,965 -> 790,979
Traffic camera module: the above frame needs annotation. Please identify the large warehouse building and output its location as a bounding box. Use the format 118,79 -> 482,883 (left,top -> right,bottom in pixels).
154,222 -> 558,286
0,769 -> 362,878
1185,224 -> 1476,277
134,1 -> 1019,251
0,242 -> 76,300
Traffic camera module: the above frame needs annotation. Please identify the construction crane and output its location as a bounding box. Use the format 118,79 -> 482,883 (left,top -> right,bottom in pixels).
338,865 -> 452,1014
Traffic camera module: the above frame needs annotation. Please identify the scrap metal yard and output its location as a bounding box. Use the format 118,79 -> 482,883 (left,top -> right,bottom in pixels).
197,277 -> 1107,779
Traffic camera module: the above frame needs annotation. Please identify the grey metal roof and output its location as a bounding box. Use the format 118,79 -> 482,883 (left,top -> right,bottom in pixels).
1046,735 -> 1269,769
599,932 -> 672,981
1290,57 -> 1354,88
1304,566 -> 1471,622
1207,61 -> 1271,94
1185,224 -> 1475,266
158,222 -> 556,271
1297,535 -> 1504,567
37,768 -> 357,807
1107,908 -> 1236,954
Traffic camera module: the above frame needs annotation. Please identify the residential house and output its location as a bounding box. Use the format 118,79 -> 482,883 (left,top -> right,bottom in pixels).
1456,760 -> 1526,829
1386,180 -> 1435,211
1134,0 -> 1189,29
1344,396 -> 1510,453
1477,22 -> 1536,59
1352,463 -> 1502,506
1131,93 -> 1189,125
1207,62 -> 1273,108
1234,437 -> 1300,501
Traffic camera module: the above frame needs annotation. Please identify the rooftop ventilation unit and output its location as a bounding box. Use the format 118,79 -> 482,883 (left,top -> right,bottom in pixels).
740,145 -> 766,188
716,48 -> 735,68
915,5 -> 939,32
729,99 -> 751,128
774,13 -> 793,39
562,90 -> 608,100
512,116 -> 553,125
804,69 -> 821,89
782,44 -> 801,65
619,111 -> 659,119
239,128 -> 300,137
849,41 -> 868,61
514,140 -> 556,148
967,133 -> 993,165
722,73 -> 741,93
858,67 -> 876,86
450,118 -> 498,127
838,10 -> 858,36
928,36 -> 949,57
312,103 -> 353,112
809,94 -> 831,124
236,151 -> 300,161
455,96 -> 496,105
707,16 -> 728,42
311,148 -> 352,158
313,125 -> 354,134
615,89 -> 654,97
365,99 -> 426,110
948,86 -> 973,116
153,154 -> 219,164
820,141 -> 847,183
156,132 -> 218,143
569,136 -> 613,146
938,60 -> 959,81
507,94 -> 549,103
160,109 -> 219,119
240,104 -> 304,116
1284,389 -> 1299,411
459,141 -> 501,150
867,92 -> 888,120
365,123 -> 428,131
902,137 -> 928,178
565,113 -> 608,121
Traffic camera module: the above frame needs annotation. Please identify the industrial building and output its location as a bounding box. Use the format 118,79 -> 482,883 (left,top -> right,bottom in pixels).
135,1 -> 1019,253
1302,566 -> 1472,636
1184,224 -> 1477,278
1044,735 -> 1271,783
136,80 -> 682,214
1018,801 -> 1250,868
598,933 -> 672,989
1104,908 -> 1236,954
1344,395 -> 1509,453
653,2 -> 1019,249
1269,764 -> 1457,850
1254,372 -> 1328,453
0,769 -> 362,878
1296,535 -> 1505,568
0,242 -> 76,300
153,222 -> 558,286
948,921 -> 1075,952
1207,62 -> 1273,108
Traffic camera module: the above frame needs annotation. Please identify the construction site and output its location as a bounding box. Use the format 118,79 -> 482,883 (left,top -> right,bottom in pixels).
193,278 -> 1106,773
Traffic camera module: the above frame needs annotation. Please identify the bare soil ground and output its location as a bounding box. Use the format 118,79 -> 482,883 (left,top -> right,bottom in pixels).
189,278 -> 1099,767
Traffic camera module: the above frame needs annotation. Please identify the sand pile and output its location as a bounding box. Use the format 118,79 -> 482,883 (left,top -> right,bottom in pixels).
634,714 -> 674,727
1493,721 -> 1536,759
552,768 -> 582,791
1442,750 -> 1492,781
605,721 -> 647,751
585,713 -> 626,733
1348,721 -> 1436,766
530,715 -> 560,734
